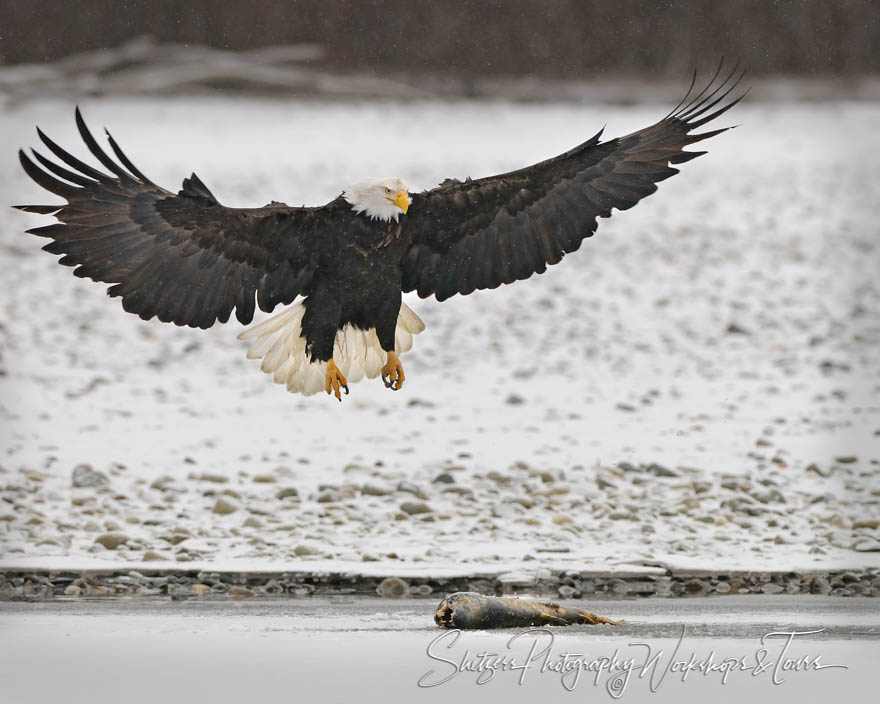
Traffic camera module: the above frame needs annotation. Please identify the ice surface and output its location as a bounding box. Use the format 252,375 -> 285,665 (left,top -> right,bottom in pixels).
1,597 -> 877,704
1,96 -> 878,575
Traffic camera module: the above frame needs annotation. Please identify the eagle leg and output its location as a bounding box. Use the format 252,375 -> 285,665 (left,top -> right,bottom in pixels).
325,359 -> 349,401
381,351 -> 405,391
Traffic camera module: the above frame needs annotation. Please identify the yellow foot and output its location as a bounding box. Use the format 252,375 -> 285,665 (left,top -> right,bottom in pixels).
381,351 -> 405,391
325,359 -> 349,401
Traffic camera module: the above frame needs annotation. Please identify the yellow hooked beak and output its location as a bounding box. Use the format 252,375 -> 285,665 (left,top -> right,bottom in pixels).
390,189 -> 409,214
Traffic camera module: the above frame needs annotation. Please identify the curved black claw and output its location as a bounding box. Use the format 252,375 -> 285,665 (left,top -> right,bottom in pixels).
342,384 -> 350,395
382,375 -> 393,389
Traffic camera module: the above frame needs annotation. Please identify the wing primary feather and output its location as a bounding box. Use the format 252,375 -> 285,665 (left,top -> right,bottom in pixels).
19,150 -> 80,198
662,69 -> 698,120
104,128 -> 156,186
31,149 -> 99,187
676,61 -> 742,123
682,126 -> 729,146
668,151 -> 705,165
74,107 -> 135,182
679,69 -> 746,125
687,84 -> 749,129
675,58 -> 730,120
26,223 -> 73,238
36,127 -> 109,182
13,204 -> 62,214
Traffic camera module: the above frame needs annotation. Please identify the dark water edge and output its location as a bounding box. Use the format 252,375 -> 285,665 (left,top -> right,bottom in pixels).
1,566 -> 877,601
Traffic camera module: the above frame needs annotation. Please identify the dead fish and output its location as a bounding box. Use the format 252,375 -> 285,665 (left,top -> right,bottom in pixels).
434,592 -> 620,629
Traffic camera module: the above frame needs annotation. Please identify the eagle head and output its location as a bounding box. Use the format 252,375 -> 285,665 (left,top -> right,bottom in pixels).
343,177 -> 410,223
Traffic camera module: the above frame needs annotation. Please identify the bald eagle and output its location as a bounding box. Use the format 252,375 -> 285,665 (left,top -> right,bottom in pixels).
15,67 -> 744,401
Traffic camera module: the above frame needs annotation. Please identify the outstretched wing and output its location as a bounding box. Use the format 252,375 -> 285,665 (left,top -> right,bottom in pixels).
16,109 -> 322,328
402,64 -> 747,301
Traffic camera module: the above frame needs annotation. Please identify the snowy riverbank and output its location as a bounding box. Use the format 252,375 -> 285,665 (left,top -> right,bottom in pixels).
2,96 -> 878,581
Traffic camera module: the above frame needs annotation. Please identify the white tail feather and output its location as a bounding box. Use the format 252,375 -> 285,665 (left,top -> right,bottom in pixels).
238,302 -> 425,395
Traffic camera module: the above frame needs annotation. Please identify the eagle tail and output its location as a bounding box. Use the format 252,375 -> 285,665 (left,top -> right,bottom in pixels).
238,303 -> 425,395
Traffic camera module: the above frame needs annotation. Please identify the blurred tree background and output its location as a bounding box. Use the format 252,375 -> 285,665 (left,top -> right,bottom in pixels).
2,0 -> 877,76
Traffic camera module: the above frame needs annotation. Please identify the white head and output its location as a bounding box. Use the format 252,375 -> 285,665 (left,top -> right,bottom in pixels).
343,177 -> 410,223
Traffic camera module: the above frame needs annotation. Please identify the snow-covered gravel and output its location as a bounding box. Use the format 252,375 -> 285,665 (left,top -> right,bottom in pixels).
1,97 -> 878,577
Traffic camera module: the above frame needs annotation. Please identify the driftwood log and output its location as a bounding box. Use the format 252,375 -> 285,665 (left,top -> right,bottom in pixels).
434,592 -> 620,629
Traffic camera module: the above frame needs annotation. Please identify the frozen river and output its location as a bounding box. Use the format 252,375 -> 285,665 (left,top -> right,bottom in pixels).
1,595 -> 878,703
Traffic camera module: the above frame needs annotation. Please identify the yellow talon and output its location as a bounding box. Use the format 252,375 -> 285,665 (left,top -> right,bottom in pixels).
325,359 -> 348,401
381,351 -> 405,391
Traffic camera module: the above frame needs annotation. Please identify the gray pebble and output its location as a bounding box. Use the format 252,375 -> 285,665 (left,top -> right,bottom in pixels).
262,579 -> 285,594
212,497 -> 239,514
647,463 -> 679,478
720,478 -> 750,491
361,484 -> 391,496
724,497 -> 766,516
607,579 -> 632,595
149,475 -> 177,491
72,464 -> 109,488
228,585 -> 255,597
597,477 -> 616,491
401,501 -> 432,515
275,487 -> 299,499
377,577 -> 408,597
162,533 -> 191,545
805,575 -> 831,595
853,520 -> 880,530
806,464 -> 833,477
396,481 -> 427,499
853,539 -> 880,552
751,488 -> 786,504
684,579 -> 711,596
94,533 -> 129,550
196,472 -> 229,483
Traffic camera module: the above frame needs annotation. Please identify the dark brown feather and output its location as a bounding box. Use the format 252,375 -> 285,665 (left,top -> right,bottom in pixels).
403,63 -> 745,301
18,110 -> 327,328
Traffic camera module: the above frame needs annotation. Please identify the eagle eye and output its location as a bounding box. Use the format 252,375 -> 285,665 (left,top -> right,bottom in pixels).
383,187 -> 392,195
